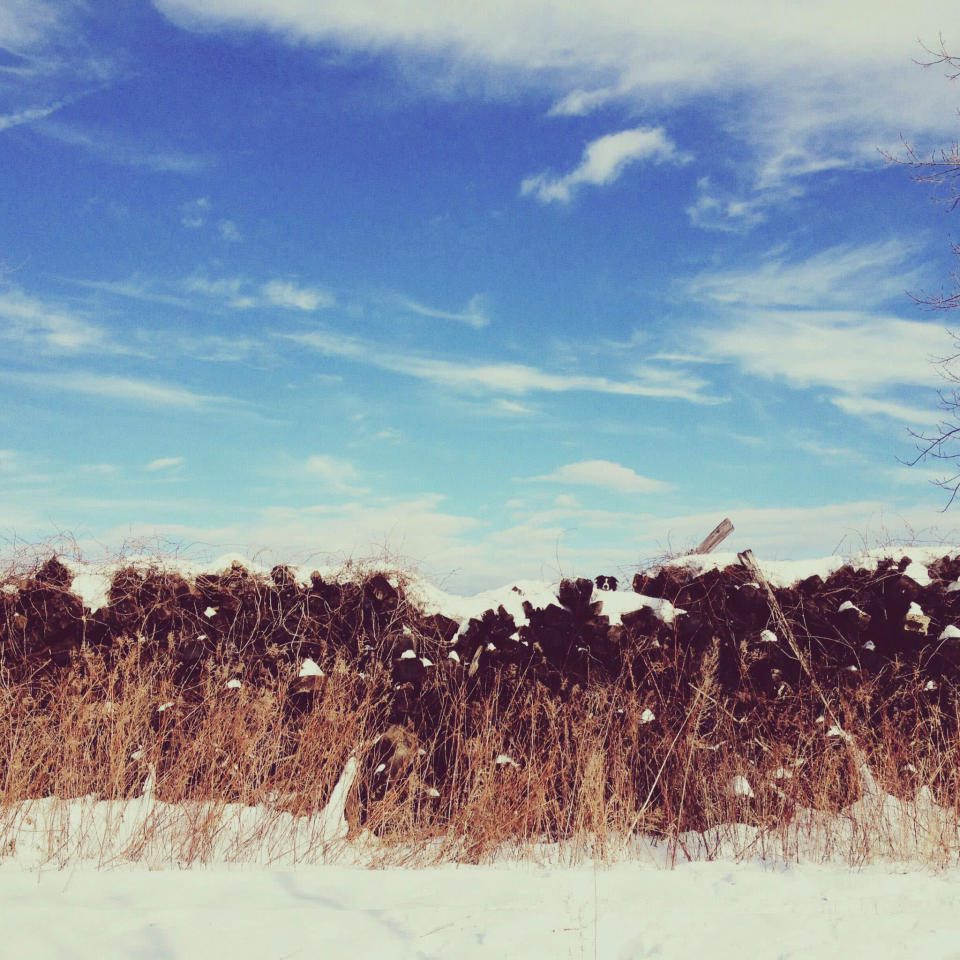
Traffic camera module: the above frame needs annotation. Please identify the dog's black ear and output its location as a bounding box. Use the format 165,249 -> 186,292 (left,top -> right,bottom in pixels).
608,576 -> 618,591
595,575 -> 605,589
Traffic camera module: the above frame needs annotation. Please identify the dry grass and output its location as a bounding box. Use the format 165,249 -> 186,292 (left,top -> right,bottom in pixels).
3,555 -> 960,868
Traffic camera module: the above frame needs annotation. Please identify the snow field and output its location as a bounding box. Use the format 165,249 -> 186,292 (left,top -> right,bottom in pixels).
6,857 -> 960,959
7,547 -> 960,957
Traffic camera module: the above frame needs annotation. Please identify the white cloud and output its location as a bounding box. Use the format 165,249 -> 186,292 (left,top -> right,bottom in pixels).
525,459 -> 671,494
686,177 -> 772,232
0,1 -> 66,51
218,219 -> 242,242
702,309 -> 947,393
303,454 -> 369,494
885,463 -> 951,487
145,457 -> 184,471
180,274 -> 334,312
37,121 -> 210,173
98,494 -> 487,587
490,398 -> 535,416
0,288 -> 115,353
692,242 -> 952,425
262,280 -> 335,311
0,97 -> 73,132
688,241 -> 920,310
69,277 -> 194,309
153,0 -> 960,193
178,200 -> 241,239
401,293 -> 488,328
180,196 -> 210,228
281,326 -> 720,403
184,276 -> 257,308
831,394 -> 939,424
521,126 -> 687,203
548,87 -> 619,117
5,371 -> 234,410
795,439 -> 862,461
8,482 -> 958,596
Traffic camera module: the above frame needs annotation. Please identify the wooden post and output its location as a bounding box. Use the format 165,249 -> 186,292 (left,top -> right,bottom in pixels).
694,517 -> 734,555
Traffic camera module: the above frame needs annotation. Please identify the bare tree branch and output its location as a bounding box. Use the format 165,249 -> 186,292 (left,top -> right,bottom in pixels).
887,39 -> 960,505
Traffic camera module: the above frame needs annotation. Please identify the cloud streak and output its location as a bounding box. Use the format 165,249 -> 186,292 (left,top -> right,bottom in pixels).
36,121 -> 211,173
525,459 -> 671,493
522,127 -> 688,203
302,454 -> 369,494
401,294 -> 489,328
0,289 -> 118,354
691,241 -> 949,422
4,371 -> 235,410
0,97 -> 74,132
145,457 -> 184,471
263,280 -> 335,311
281,327 -> 720,403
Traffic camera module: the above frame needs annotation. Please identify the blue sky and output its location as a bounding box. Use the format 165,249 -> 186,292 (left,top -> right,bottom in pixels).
3,1 -> 960,590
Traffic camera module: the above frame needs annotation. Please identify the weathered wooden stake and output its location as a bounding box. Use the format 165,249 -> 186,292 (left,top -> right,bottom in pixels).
694,517 -> 734,555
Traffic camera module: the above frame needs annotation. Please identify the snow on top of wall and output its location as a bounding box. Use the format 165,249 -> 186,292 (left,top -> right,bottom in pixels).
405,576 -> 683,632
48,545 -> 960,619
666,546 -> 954,588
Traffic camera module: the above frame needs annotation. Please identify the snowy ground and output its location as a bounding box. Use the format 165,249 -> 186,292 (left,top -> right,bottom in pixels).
6,857 -> 960,959
6,770 -> 960,958
11,547 -> 960,957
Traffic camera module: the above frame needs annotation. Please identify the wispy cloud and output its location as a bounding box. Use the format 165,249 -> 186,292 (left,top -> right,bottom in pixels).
67,277 -> 193,309
182,275 -> 255,308
145,457 -> 184,471
0,1 -> 66,51
218,219 -> 242,242
701,309 -> 946,394
547,87 -> 620,117
795,438 -> 862,461
180,197 -> 210,228
5,371 -> 234,410
0,288 -> 117,354
490,398 -> 535,416
525,459 -> 671,493
37,121 -> 211,173
67,271 -> 334,316
262,280 -> 335,311
179,198 -> 242,240
302,454 -> 369,494
691,241 -> 950,423
182,274 -> 334,312
686,176 -> 774,233
400,294 -> 489,328
688,240 -> 920,310
831,394 -> 939,425
281,326 -> 720,403
0,96 -> 74,132
522,126 -> 688,204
